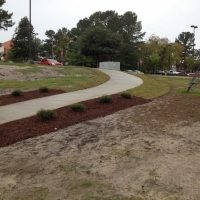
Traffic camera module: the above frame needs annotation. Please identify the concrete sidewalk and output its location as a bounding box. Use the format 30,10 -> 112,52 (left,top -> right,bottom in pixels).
0,69 -> 143,124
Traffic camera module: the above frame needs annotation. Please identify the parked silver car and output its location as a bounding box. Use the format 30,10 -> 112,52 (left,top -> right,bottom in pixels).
132,70 -> 144,74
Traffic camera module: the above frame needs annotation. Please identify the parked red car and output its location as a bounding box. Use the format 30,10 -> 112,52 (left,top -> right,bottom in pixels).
38,58 -> 62,66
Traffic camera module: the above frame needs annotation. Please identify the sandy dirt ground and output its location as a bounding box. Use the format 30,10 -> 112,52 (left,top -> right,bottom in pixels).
0,66 -> 200,200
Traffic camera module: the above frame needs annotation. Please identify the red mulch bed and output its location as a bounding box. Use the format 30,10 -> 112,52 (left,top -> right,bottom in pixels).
0,89 -> 65,106
0,93 -> 150,148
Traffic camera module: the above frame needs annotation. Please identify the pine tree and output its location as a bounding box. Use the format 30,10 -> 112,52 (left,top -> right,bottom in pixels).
0,0 -> 15,30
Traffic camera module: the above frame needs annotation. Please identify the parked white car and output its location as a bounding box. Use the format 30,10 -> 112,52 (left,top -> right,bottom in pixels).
168,70 -> 180,75
132,70 -> 144,74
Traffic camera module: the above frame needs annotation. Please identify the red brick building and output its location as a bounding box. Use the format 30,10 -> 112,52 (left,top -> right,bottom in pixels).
4,40 -> 13,54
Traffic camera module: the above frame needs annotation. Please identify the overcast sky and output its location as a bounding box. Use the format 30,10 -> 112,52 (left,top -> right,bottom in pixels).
1,0 -> 200,48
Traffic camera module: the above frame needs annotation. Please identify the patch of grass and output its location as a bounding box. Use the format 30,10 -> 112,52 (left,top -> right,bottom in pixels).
57,162 -> 79,174
126,74 -> 170,99
149,169 -> 159,180
154,75 -> 190,88
0,61 -> 37,67
176,88 -> 200,96
153,75 -> 200,95
81,181 -> 93,187
0,65 -> 109,93
99,95 -> 113,103
126,74 -> 199,99
16,66 -> 42,73
55,66 -> 96,76
39,86 -> 49,92
2,187 -> 49,200
121,91 -> 132,99
36,109 -> 57,121
11,90 -> 22,97
81,196 -> 143,200
70,103 -> 86,112
144,178 -> 157,186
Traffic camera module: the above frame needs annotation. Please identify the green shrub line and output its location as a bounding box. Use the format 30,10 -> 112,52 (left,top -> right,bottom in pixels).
36,109 -> 57,121
11,90 -> 22,97
39,87 -> 49,92
70,103 -> 86,112
98,95 -> 113,103
121,91 -> 132,99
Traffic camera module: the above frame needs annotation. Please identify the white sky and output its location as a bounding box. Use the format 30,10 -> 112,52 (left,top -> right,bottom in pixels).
1,0 -> 200,48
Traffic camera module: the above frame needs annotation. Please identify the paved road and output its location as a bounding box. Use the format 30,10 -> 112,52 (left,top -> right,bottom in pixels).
0,69 -> 143,124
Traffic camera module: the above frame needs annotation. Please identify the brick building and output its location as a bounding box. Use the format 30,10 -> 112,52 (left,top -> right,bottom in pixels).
3,40 -> 13,54
0,43 -> 4,55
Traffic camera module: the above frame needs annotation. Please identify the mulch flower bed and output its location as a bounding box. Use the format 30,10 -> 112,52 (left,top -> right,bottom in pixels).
0,89 -> 65,106
0,92 -> 150,148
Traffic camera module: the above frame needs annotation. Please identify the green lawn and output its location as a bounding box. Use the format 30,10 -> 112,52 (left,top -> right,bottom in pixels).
125,73 -> 200,99
1,61 -> 199,99
0,64 -> 109,92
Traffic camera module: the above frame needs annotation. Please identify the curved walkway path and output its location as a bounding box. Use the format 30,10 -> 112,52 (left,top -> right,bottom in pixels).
0,69 -> 143,124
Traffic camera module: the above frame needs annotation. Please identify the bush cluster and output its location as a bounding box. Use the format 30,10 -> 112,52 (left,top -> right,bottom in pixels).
98,95 -> 113,103
11,90 -> 22,97
39,87 -> 49,92
36,109 -> 57,121
27,60 -> 34,64
121,92 -> 132,99
70,103 -> 86,112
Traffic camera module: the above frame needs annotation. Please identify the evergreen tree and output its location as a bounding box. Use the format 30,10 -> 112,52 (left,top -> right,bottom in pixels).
175,32 -> 194,56
68,10 -> 145,68
9,17 -> 36,61
0,0 -> 15,30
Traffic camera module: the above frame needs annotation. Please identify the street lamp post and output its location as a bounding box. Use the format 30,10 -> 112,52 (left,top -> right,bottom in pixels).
32,33 -> 38,59
52,37 -> 54,59
168,43 -> 172,70
32,33 -> 38,41
191,25 -> 198,57
29,0 -> 32,60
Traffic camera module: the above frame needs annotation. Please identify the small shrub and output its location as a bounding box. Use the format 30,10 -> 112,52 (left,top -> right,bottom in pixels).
81,181 -> 92,187
11,90 -> 22,97
36,109 -> 57,121
121,92 -> 132,99
27,60 -> 34,64
98,95 -> 113,103
39,87 -> 49,92
70,103 -> 86,112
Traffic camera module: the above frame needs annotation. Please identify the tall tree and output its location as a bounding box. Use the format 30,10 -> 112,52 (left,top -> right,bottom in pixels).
42,30 -> 56,58
120,11 -> 145,45
0,0 -> 15,30
149,52 -> 160,73
89,10 -> 120,32
175,32 -> 194,56
8,17 -> 36,61
78,26 -> 122,67
68,10 -> 145,68
54,27 -> 69,62
139,35 -> 184,72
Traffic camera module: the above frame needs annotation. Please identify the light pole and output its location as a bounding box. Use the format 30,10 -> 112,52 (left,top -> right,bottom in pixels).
167,43 -> 172,70
32,33 -> 38,41
191,25 -> 198,57
52,37 -> 54,59
32,33 -> 38,59
29,0 -> 32,60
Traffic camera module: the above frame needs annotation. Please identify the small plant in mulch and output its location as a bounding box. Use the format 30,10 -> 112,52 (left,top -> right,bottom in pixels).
70,103 -> 86,112
36,109 -> 57,121
98,95 -> 113,103
11,90 -> 22,97
121,91 -> 132,99
39,87 -> 49,92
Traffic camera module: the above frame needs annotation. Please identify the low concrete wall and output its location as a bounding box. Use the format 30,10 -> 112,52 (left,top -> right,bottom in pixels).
99,62 -> 120,70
